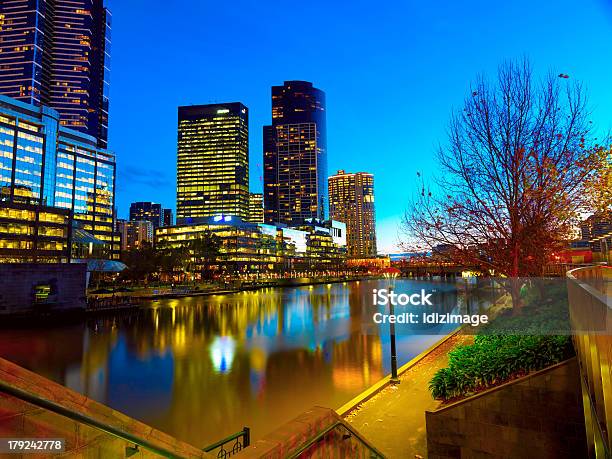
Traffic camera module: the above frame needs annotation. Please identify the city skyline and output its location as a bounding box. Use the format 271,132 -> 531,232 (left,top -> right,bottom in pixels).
104,0 -> 612,252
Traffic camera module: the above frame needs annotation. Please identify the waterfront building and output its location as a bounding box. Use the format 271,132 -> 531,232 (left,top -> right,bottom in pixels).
0,94 -> 118,262
155,216 -> 347,274
289,219 -> 347,270
129,201 -> 163,228
580,214 -> 611,262
248,193 -> 264,223
263,81 -> 327,225
0,0 -> 112,148
116,219 -> 153,251
162,208 -> 174,227
328,170 -> 377,257
177,103 -> 249,222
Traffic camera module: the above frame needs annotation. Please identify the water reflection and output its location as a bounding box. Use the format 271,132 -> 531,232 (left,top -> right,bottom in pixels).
0,279 -> 492,446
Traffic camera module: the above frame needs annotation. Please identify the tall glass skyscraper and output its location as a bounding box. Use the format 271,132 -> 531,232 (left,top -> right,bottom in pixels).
176,103 -> 249,223
263,81 -> 327,225
328,170 -> 377,257
0,0 -> 111,148
0,94 -> 117,261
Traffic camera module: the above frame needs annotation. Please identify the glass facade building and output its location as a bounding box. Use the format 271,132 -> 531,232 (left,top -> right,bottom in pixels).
162,208 -> 173,227
177,103 -> 249,222
0,0 -> 111,148
129,201 -> 163,228
263,81 -> 327,225
247,192 -> 264,223
0,94 -> 117,261
328,170 -> 377,257
155,217 -> 347,274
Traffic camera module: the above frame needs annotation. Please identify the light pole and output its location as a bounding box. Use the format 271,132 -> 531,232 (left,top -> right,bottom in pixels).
383,268 -> 401,384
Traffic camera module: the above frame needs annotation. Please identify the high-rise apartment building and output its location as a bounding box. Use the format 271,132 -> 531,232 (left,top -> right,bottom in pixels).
129,201 -> 162,228
116,219 -> 153,251
328,170 -> 377,257
0,0 -> 111,147
248,193 -> 264,223
176,103 -> 249,223
263,81 -> 327,225
0,94 -> 117,261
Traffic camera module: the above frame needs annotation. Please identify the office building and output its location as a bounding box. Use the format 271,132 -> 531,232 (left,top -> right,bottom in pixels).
0,94 -> 117,262
0,0 -> 112,147
177,103 -> 249,222
162,208 -> 173,227
155,216 -> 347,274
129,201 -> 162,228
248,193 -> 264,223
263,81 -> 327,225
328,170 -> 377,257
116,219 -> 153,251
580,214 -> 611,261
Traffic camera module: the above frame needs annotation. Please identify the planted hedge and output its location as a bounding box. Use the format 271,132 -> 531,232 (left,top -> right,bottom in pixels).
429,334 -> 574,400
429,292 -> 575,401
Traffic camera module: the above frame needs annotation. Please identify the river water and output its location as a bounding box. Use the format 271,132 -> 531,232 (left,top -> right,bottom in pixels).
0,279 -> 485,447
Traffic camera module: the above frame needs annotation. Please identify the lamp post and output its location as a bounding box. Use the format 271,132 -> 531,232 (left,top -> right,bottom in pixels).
383,268 -> 401,384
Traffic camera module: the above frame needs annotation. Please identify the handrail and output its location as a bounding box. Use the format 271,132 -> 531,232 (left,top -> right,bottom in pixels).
286,420 -> 385,459
203,427 -> 249,453
0,379 -> 190,459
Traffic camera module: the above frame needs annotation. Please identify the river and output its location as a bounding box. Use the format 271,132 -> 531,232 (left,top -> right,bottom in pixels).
0,278 -> 487,447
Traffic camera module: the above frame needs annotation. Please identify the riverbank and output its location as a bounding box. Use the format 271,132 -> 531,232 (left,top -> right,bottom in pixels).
90,275 -> 379,300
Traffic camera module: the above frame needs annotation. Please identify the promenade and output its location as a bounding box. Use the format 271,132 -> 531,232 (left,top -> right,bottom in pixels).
344,334 -> 468,459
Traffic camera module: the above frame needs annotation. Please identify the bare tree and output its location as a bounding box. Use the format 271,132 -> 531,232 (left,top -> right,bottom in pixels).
402,59 -> 602,308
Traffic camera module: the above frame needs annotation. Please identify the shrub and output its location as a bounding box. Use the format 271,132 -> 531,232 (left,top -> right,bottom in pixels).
429,291 -> 575,401
429,334 -> 574,401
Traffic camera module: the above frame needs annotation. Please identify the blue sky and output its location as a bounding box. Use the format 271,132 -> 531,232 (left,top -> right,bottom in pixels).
106,0 -> 612,253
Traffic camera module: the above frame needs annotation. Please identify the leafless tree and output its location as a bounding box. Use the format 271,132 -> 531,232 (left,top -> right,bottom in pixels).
402,59 -> 602,308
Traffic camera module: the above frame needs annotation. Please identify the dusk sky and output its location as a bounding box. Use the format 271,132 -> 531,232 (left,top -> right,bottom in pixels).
106,0 -> 612,253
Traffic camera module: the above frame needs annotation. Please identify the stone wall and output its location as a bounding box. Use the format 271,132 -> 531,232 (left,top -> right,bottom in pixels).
426,358 -> 587,458
0,263 -> 87,315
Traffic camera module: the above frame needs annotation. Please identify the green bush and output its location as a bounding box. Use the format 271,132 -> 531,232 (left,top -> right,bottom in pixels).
429,334 -> 574,401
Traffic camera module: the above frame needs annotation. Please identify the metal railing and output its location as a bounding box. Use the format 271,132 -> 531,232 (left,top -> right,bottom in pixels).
203,428 -> 250,458
0,379 -> 190,458
0,377 -> 250,458
286,421 -> 385,459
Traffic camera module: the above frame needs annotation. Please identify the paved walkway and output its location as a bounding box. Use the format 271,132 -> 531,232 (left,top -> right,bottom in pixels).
345,334 -> 468,459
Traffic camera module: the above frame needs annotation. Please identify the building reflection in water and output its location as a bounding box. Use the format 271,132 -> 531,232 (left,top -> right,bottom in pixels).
0,279 -> 493,447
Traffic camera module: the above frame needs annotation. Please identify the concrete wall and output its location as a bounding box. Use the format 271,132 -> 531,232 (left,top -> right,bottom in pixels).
426,358 -> 587,459
237,407 -> 380,458
0,357 -> 212,458
0,263 -> 87,315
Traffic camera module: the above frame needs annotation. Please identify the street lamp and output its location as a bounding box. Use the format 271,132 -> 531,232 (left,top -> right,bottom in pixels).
383,267 -> 401,384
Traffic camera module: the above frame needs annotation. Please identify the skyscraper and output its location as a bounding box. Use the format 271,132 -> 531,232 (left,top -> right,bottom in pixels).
328,170 -> 377,257
129,201 -> 162,228
0,0 -> 111,147
0,94 -> 117,261
247,193 -> 264,223
176,103 -> 249,222
162,208 -> 173,227
263,81 -> 327,225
